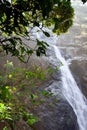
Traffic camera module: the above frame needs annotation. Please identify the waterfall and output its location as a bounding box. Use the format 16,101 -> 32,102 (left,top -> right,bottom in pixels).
52,45 -> 87,130
33,26 -> 87,130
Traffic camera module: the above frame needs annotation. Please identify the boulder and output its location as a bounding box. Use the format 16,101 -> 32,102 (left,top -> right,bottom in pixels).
32,86 -> 79,130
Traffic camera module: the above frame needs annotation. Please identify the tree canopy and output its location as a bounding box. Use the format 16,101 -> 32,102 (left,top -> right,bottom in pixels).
0,0 -> 87,62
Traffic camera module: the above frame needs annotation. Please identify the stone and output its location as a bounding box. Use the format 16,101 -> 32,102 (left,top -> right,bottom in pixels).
32,95 -> 79,130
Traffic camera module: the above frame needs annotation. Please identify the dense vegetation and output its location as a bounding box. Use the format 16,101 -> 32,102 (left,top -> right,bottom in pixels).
0,0 -> 75,62
0,0 -> 86,61
0,0 -> 87,129
0,60 -> 55,130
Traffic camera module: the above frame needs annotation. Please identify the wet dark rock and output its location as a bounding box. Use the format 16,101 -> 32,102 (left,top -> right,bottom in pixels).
30,71 -> 79,130
32,98 -> 79,130
31,79 -> 79,130
52,70 -> 62,81
70,60 -> 87,98
46,81 -> 63,98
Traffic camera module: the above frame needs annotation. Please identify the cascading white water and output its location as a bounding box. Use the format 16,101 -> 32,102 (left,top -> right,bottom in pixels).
33,25 -> 87,130
53,45 -> 87,130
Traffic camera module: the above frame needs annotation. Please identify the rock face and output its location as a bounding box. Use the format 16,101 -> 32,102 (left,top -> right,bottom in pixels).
33,98 -> 79,130
70,60 -> 87,98
32,79 -> 79,130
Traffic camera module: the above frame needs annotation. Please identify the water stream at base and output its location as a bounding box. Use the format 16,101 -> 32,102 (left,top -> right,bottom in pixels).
52,45 -> 87,130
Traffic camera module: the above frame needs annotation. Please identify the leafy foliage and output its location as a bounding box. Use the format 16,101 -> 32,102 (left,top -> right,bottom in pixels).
0,0 -> 87,61
22,112 -> 39,126
0,0 -> 76,61
82,0 -> 87,3
0,103 -> 12,121
3,126 -> 8,130
0,0 -> 74,35
0,61 -> 53,129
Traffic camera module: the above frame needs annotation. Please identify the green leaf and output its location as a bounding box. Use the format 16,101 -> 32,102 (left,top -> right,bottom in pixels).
27,118 -> 37,125
19,55 -> 25,62
41,90 -> 53,96
20,46 -> 25,54
30,94 -> 38,100
12,49 -> 19,56
26,49 -> 33,55
3,126 -> 8,130
36,49 -> 40,56
0,86 -> 12,100
27,116 -> 39,125
43,31 -> 50,37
